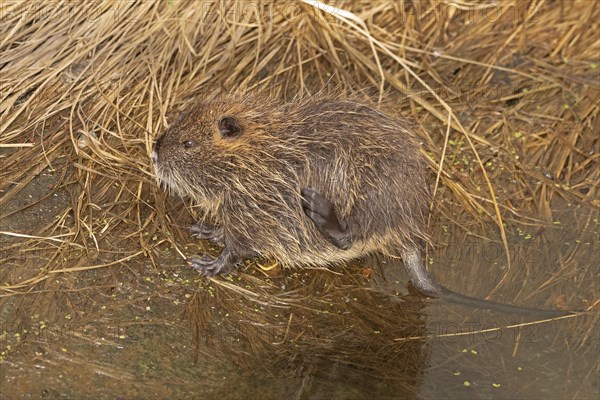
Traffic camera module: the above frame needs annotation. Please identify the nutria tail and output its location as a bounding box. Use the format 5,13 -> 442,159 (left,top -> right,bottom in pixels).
400,246 -> 575,318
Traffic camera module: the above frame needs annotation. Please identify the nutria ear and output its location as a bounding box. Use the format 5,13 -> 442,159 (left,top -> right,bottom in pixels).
218,116 -> 242,138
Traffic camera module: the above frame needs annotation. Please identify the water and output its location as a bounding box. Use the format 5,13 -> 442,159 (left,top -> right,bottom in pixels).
0,169 -> 598,399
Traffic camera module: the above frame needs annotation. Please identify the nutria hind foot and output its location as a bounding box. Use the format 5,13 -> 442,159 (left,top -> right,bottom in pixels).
190,248 -> 238,276
301,187 -> 352,250
189,221 -> 224,245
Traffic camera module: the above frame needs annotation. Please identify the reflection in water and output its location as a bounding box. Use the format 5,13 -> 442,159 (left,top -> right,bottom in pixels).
0,178 -> 597,398
186,258 -> 428,399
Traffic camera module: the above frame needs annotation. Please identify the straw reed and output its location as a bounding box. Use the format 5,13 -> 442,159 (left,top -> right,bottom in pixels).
0,2 -> 598,392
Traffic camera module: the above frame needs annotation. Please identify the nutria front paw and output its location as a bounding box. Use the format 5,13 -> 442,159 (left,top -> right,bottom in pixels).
189,221 -> 224,245
190,247 -> 239,276
301,187 -> 352,250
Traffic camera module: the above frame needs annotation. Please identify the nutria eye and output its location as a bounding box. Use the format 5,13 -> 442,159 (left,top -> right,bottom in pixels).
182,139 -> 197,148
218,116 -> 242,138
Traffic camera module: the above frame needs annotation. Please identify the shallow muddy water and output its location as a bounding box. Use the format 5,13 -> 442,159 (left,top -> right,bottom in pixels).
0,168 -> 598,400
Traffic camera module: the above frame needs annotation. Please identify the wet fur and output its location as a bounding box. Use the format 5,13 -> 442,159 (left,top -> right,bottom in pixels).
153,93 -> 429,268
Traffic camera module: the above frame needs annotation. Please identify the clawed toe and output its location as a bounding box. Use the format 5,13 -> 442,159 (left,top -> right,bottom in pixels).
188,222 -> 224,245
190,254 -> 215,267
188,225 -> 211,237
190,251 -> 235,276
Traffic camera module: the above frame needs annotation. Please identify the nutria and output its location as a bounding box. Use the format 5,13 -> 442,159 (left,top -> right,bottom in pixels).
152,93 -> 573,317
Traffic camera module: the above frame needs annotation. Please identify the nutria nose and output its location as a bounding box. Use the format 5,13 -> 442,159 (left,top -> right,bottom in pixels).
152,135 -> 163,164
153,134 -> 163,154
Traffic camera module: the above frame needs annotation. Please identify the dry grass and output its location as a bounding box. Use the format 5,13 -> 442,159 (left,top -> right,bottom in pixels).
0,1 -> 599,392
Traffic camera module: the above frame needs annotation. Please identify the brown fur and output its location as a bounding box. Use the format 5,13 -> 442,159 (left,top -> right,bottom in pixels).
152,92 -> 430,268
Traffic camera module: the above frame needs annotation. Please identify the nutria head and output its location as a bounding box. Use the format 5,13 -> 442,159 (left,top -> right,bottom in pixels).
151,95 -> 302,218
